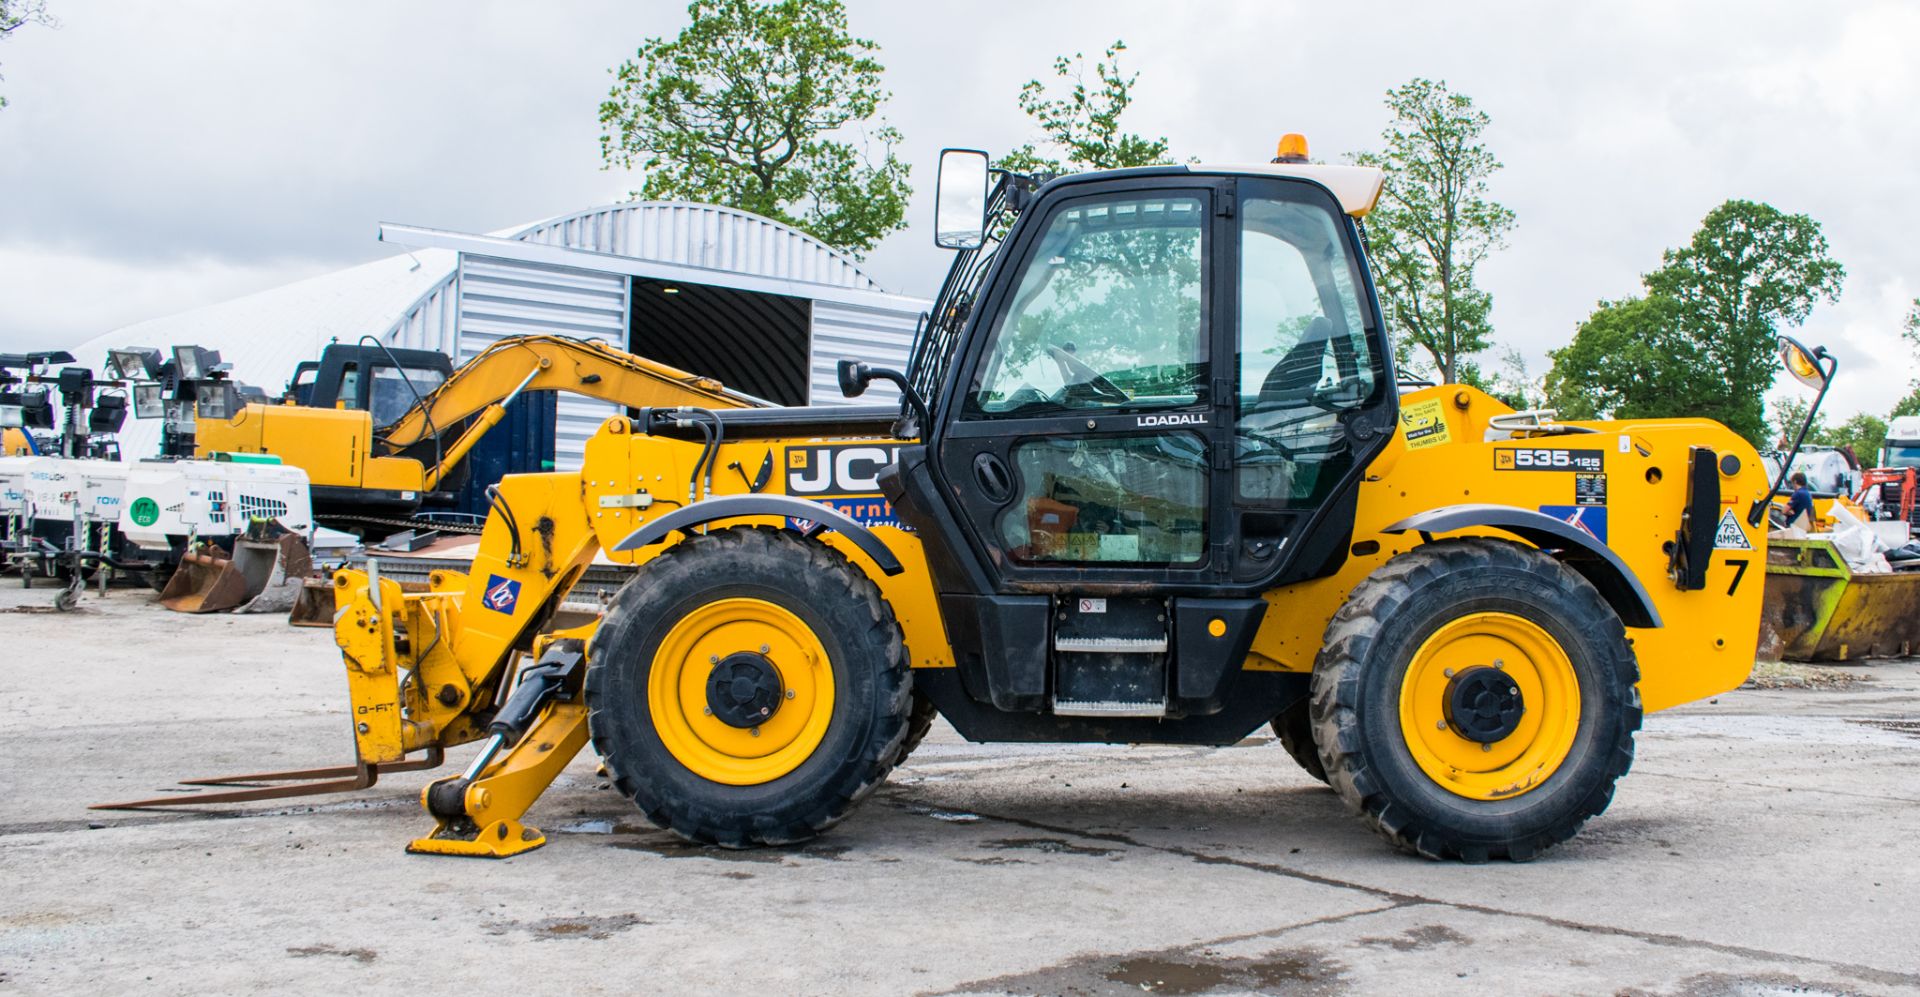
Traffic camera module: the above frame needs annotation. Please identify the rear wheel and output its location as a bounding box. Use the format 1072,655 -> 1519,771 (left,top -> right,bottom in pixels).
585,526 -> 911,847
1311,538 -> 1640,861
1271,697 -> 1327,784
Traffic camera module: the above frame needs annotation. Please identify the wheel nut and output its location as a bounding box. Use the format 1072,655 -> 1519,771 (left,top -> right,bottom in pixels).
703,707 -> 713,716
1435,720 -> 1447,730
750,727 -> 761,737
709,654 -> 719,664
1443,668 -> 1454,678
786,690 -> 796,699
759,644 -> 770,654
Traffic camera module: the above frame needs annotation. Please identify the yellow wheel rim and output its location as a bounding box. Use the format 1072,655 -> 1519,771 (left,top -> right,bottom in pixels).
648,597 -> 835,786
1397,612 -> 1581,801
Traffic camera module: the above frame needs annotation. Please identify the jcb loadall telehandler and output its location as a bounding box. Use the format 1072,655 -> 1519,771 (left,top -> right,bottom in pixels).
105,139 -> 1832,862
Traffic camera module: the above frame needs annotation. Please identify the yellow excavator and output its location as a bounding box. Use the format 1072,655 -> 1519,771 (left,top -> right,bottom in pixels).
104,140 -> 1835,863
192,334 -> 764,525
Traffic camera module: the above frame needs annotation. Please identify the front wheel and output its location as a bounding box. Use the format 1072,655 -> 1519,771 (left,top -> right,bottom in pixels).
1311,538 -> 1641,861
585,526 -> 912,847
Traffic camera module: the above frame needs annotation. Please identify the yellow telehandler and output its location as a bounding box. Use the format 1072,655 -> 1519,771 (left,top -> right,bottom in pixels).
103,140 -> 1833,862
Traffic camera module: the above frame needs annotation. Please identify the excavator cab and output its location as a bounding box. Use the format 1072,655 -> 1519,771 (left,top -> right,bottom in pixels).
287,345 -> 453,426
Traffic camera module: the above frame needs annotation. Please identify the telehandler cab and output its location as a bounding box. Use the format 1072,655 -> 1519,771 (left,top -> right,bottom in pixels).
103,139 -> 1830,862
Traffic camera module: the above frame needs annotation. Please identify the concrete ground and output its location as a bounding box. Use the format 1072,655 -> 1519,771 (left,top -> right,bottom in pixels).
2,583 -> 1916,996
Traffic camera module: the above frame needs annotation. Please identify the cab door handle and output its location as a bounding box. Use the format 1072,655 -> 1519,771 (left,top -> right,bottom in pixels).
973,452 -> 1014,503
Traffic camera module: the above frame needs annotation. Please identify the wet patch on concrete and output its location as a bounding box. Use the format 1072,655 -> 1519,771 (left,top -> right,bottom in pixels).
1623,970 -> 1868,997
944,944 -> 1345,996
490,914 -> 648,941
954,855 -> 1028,866
981,836 -> 1118,858
1849,718 -> 1920,741
1354,924 -> 1470,952
607,833 -> 852,864
287,943 -> 377,963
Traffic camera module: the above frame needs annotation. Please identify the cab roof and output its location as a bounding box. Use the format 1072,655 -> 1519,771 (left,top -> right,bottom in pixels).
1041,162 -> 1387,219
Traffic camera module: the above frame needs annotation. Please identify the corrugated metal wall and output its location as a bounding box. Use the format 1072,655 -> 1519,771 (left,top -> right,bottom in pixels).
513,202 -> 882,291
456,255 -> 630,469
811,300 -> 917,405
379,260 -> 460,354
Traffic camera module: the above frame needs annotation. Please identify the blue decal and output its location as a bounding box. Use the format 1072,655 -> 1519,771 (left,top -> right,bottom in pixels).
785,496 -> 909,533
482,574 -> 522,614
1539,505 -> 1608,545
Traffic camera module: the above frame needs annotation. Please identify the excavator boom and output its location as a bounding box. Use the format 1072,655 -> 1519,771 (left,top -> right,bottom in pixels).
377,335 -> 764,450
192,334 -> 765,507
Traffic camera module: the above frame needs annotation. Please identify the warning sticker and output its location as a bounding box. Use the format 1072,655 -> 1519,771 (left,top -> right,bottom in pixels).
1713,508 -> 1754,550
1574,473 -> 1607,507
1400,398 -> 1451,450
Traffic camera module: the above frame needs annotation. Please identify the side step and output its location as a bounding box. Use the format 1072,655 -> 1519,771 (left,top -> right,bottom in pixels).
1055,636 -> 1169,654
1051,698 -> 1168,718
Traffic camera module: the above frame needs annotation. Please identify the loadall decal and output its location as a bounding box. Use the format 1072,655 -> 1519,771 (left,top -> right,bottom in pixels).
1400,398 -> 1450,450
785,444 -> 906,529
1494,448 -> 1603,472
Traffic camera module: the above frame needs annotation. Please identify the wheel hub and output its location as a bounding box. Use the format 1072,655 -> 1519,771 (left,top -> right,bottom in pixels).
1444,665 -> 1525,743
706,652 -> 784,728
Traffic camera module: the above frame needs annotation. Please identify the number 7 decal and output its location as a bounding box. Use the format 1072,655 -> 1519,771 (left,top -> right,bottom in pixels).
1725,558 -> 1749,596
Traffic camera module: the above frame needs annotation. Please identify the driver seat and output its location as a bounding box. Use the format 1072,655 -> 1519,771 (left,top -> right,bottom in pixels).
1258,316 -> 1334,404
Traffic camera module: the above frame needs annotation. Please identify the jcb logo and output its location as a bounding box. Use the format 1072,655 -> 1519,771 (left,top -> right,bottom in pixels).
787,444 -> 898,497
1495,448 -> 1603,473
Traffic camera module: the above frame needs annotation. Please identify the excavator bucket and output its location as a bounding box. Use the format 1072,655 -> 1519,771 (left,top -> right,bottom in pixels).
158,528 -> 314,615
158,547 -> 253,613
232,533 -> 313,614
287,577 -> 337,627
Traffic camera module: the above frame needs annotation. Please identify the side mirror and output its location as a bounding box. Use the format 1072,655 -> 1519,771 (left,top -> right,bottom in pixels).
837,358 -> 873,399
934,148 -> 990,250
1779,335 -> 1830,390
835,357 -> 932,437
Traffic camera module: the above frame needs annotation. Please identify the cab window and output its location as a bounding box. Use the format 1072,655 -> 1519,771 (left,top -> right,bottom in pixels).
1235,193 -> 1378,506
967,193 -> 1207,417
368,365 -> 445,427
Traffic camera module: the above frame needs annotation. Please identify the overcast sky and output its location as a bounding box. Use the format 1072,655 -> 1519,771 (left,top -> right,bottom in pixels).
2,1 -> 1914,420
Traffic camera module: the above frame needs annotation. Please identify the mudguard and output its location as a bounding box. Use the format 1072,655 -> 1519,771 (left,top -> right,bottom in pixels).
1382,503 -> 1662,628
609,493 -> 904,576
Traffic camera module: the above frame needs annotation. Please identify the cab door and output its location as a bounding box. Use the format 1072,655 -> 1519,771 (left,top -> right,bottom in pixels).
1226,177 -> 1394,585
935,180 -> 1231,588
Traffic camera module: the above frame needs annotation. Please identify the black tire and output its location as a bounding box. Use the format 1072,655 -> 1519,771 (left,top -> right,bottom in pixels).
1310,538 -> 1641,862
585,526 -> 912,847
1271,697 -> 1327,784
897,691 -> 939,763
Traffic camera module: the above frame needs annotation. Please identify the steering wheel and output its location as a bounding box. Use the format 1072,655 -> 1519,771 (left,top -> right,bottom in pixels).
1045,344 -> 1129,404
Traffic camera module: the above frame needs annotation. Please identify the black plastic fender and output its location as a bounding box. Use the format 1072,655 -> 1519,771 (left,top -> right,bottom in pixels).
1381,503 -> 1662,628
608,494 -> 904,576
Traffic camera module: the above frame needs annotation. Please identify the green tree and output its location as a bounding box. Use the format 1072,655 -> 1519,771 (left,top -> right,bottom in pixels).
1545,200 -> 1843,444
597,0 -> 910,257
1545,295 -> 1710,420
1889,299 -> 1920,418
0,0 -> 55,110
1352,78 -> 1515,386
1824,412 -> 1887,465
1638,199 -> 1844,442
1001,40 -> 1171,174
1768,395 -> 1828,450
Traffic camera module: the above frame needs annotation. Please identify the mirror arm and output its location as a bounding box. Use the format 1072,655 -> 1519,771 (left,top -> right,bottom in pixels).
1749,348 -> 1839,528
